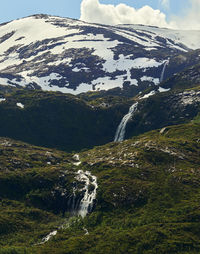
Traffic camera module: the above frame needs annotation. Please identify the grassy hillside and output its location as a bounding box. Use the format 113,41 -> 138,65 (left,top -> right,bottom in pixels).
1,121 -> 200,253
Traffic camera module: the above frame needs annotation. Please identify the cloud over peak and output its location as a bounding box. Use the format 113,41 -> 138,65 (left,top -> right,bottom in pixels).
80,0 -> 200,30
80,0 -> 171,28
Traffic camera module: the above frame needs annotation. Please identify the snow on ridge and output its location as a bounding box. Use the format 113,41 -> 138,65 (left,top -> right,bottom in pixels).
139,86 -> 171,100
0,17 -> 70,54
141,76 -> 160,85
72,66 -> 90,73
118,24 -> 200,50
140,90 -> 156,99
158,87 -> 170,92
0,15 -> 198,94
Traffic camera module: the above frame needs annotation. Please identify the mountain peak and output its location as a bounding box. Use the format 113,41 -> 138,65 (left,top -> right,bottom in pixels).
0,15 -> 199,95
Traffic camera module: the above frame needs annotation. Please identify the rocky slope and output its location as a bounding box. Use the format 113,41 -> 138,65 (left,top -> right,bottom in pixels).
0,14 -> 200,95
162,60 -> 200,91
125,87 -> 200,140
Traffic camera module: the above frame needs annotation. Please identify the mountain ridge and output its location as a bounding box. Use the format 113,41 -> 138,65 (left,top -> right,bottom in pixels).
0,14 -> 200,254
0,14 -> 200,95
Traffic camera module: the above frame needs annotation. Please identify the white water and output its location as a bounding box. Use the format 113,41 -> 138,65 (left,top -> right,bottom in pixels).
37,164 -> 98,244
114,102 -> 138,142
83,227 -> 89,235
37,230 -> 58,245
76,170 -> 98,218
160,60 -> 169,83
114,59 -> 169,142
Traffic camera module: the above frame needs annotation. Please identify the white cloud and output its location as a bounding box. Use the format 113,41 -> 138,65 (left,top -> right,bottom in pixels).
80,0 -> 173,28
80,0 -> 200,30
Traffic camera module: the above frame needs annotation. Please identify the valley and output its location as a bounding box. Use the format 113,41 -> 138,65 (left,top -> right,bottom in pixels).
0,14 -> 200,254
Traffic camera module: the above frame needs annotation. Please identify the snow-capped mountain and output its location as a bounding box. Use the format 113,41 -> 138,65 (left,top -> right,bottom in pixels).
0,14 -> 200,94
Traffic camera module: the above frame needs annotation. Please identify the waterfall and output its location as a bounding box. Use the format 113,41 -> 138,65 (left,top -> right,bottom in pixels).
64,170 -> 98,218
37,168 -> 98,245
114,102 -> 138,142
160,60 -> 169,83
76,170 -> 98,218
39,230 -> 58,245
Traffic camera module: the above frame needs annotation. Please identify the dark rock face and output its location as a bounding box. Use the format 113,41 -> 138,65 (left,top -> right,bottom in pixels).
0,89 -> 130,152
162,60 -> 200,90
0,15 -> 199,95
126,90 -> 200,139
0,84 -> 199,153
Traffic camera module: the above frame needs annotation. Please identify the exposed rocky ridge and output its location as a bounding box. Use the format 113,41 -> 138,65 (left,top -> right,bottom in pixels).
0,14 -> 200,96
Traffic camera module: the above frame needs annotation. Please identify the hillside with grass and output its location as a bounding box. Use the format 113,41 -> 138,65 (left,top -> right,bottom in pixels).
0,120 -> 200,253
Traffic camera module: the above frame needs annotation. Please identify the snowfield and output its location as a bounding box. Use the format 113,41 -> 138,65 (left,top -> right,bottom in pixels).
0,15 -> 199,94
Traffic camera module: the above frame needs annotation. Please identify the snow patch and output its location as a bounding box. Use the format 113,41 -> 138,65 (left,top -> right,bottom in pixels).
141,76 -> 160,85
140,90 -> 156,99
16,102 -> 24,109
119,24 -> 200,50
158,87 -> 170,92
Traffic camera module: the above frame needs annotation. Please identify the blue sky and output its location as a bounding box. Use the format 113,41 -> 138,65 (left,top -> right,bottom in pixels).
0,0 -> 189,23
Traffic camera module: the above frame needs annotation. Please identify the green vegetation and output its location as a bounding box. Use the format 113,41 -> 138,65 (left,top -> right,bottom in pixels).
0,74 -> 200,253
0,84 -> 199,154
0,88 -> 130,152
192,112 -> 200,123
0,20 -> 200,253
0,121 -> 200,253
0,138 -> 76,251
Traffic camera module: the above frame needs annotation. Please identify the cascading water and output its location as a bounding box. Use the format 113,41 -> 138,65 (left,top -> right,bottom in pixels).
38,230 -> 58,245
114,59 -> 169,143
37,157 -> 98,245
114,102 -> 138,142
160,59 -> 169,83
65,170 -> 98,217
76,170 -> 98,218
